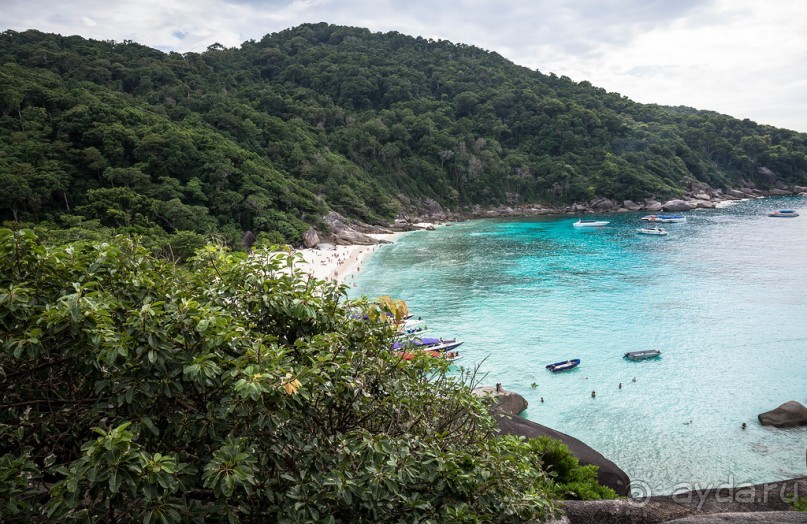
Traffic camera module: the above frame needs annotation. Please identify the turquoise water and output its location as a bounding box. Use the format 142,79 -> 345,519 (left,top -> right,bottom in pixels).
351,197 -> 807,495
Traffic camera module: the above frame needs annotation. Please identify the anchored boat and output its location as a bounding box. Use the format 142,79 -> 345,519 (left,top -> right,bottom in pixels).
768,209 -> 799,217
636,227 -> 668,236
546,359 -> 581,372
573,219 -> 610,227
624,350 -> 662,361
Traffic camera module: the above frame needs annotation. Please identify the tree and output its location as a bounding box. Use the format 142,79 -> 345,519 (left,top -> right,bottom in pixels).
0,230 -> 615,522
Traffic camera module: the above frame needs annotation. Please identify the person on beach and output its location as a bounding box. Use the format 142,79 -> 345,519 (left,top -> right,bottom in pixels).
619,383 -> 622,389
591,391 -> 596,398
540,397 -> 544,403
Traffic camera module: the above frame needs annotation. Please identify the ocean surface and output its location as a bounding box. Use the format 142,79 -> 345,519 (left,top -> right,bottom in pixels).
350,196 -> 807,495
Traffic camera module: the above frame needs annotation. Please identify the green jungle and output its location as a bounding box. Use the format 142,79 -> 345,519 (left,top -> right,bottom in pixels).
1,22 -> 806,522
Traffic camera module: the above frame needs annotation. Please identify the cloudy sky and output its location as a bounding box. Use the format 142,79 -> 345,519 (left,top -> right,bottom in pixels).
2,0 -> 806,132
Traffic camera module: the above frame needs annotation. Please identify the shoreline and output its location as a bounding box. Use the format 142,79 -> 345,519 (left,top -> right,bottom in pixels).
295,230 -> 411,284
293,192 -> 806,285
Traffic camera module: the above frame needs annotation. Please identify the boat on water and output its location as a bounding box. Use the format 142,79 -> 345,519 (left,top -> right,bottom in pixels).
392,337 -> 464,353
398,349 -> 461,361
636,227 -> 668,236
768,209 -> 799,218
624,350 -> 662,361
641,214 -> 686,223
573,219 -> 610,227
545,359 -> 581,372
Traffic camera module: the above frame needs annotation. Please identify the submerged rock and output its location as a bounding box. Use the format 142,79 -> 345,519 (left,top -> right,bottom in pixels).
758,401 -> 807,428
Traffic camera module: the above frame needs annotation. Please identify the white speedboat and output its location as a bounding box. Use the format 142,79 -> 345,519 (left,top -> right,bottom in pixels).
768,209 -> 799,218
573,219 -> 610,227
641,214 -> 686,223
636,227 -> 668,236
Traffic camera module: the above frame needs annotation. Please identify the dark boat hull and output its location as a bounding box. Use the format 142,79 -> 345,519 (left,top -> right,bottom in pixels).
546,359 -> 581,372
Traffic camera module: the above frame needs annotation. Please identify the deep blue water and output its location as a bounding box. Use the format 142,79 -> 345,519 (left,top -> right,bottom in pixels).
351,197 -> 807,495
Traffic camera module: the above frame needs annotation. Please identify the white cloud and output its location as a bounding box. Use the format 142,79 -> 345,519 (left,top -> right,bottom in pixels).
1,0 -> 805,131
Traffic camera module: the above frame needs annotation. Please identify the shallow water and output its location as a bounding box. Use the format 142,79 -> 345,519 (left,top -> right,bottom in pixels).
351,197 -> 807,495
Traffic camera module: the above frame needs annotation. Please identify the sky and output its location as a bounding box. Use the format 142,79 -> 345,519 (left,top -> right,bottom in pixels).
2,0 -> 806,132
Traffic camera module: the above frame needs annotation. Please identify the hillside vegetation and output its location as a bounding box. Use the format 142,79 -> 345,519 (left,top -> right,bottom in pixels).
1,23 -> 806,248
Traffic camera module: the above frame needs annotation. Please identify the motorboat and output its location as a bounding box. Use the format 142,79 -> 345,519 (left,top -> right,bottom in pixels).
641,214 -> 686,223
392,337 -> 464,353
624,350 -> 662,360
399,349 -> 461,361
545,359 -> 581,372
768,209 -> 799,217
636,227 -> 668,236
573,219 -> 610,227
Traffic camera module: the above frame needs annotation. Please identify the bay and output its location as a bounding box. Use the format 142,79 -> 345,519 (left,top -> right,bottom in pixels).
351,196 -> 807,495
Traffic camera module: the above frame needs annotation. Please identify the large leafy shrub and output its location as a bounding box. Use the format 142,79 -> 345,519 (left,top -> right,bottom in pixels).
0,229 -> 596,522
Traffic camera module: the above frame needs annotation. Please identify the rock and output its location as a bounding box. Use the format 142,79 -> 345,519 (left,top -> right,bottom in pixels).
645,201 -> 663,211
324,211 -> 379,246
693,193 -> 712,200
302,227 -> 319,248
662,200 -> 695,212
665,512 -> 807,523
623,200 -> 643,211
768,188 -> 792,196
793,185 -> 807,193
590,197 -> 615,211
494,411 -> 630,496
756,167 -> 777,185
471,386 -> 528,416
726,189 -> 747,199
471,386 -> 629,495
694,200 -> 717,209
562,476 -> 807,523
758,401 -> 807,428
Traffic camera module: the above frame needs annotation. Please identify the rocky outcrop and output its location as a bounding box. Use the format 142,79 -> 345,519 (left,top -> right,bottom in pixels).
623,200 -> 643,211
323,212 -> 380,245
560,476 -> 807,523
644,200 -> 663,211
758,401 -> 807,428
495,411 -> 631,496
473,387 -> 630,496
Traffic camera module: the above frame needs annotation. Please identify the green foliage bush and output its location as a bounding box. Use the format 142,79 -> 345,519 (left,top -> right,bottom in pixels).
0,229 -> 614,522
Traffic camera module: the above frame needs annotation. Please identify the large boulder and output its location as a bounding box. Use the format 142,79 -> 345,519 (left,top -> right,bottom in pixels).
623,200 -> 643,211
758,401 -> 807,428
644,200 -> 663,211
324,212 -> 379,246
768,188 -> 792,196
726,189 -> 747,199
302,227 -> 320,248
471,386 -> 528,416
471,387 -> 630,495
562,476 -> 807,523
495,414 -> 630,496
662,200 -> 694,212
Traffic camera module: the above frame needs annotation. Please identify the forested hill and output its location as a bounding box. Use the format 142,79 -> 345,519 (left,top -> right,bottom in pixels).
2,23 -> 806,248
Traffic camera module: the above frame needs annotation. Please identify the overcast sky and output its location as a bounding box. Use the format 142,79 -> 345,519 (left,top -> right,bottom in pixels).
2,0 -> 806,132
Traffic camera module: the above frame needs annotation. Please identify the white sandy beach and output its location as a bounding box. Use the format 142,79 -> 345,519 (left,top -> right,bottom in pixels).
295,231 -> 408,285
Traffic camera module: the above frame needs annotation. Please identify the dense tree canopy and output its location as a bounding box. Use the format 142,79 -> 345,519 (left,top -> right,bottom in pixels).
0,229 -> 614,522
1,24 -> 806,247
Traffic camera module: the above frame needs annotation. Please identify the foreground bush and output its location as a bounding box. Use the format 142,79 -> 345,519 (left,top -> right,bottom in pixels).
0,229 -> 611,522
